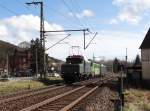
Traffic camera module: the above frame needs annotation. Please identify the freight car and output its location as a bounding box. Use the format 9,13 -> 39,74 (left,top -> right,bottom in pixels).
61,55 -> 102,83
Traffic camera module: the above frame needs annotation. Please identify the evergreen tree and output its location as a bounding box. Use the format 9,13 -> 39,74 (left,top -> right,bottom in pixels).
134,55 -> 141,66
113,58 -> 121,73
30,38 -> 45,78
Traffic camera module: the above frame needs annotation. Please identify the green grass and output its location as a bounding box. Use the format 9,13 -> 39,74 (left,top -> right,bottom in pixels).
124,88 -> 150,111
0,77 -> 63,96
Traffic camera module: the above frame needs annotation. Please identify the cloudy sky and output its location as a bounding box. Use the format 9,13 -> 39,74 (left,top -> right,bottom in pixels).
0,0 -> 149,61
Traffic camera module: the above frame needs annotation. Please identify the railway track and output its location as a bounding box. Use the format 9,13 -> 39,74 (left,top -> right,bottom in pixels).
0,78 -> 100,111
21,86 -> 98,111
0,75 -> 116,111
0,83 -> 63,100
20,76 -> 115,111
0,85 -> 76,111
0,78 -> 98,101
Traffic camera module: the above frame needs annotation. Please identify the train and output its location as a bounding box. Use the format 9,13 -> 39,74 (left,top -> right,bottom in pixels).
61,55 -> 106,83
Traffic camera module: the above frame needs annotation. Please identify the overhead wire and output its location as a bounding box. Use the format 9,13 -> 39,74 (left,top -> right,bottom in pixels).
70,0 -> 98,49
69,0 -> 91,30
44,4 -> 84,28
0,2 -> 18,15
72,0 -> 95,32
61,0 -> 86,28
15,0 -> 39,14
0,0 -> 44,41
46,34 -> 71,50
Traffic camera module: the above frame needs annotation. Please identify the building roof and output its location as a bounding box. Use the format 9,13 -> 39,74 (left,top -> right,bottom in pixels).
18,41 -> 31,49
140,28 -> 150,49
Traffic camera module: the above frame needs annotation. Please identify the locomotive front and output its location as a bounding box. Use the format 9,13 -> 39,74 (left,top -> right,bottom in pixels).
61,55 -> 84,83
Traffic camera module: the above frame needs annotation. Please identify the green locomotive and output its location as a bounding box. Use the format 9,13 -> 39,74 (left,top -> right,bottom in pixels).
61,55 -> 105,83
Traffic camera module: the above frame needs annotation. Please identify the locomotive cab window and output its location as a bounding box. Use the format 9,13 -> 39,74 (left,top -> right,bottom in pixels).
66,58 -> 83,64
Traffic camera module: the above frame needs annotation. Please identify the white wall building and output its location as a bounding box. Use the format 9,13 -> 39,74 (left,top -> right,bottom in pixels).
140,28 -> 150,81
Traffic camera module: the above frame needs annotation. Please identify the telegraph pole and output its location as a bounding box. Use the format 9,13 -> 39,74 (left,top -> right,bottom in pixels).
7,53 -> 9,76
26,1 -> 46,78
125,48 -> 128,63
35,48 -> 38,77
125,48 -> 128,74
83,30 -> 86,50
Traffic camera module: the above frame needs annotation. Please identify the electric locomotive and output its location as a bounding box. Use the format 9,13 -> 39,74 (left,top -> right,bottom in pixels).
61,55 -> 92,83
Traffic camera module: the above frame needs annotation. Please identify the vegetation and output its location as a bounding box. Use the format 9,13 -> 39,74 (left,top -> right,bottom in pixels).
0,77 -> 63,96
30,38 -> 44,77
133,55 -> 141,66
113,58 -> 121,73
124,88 -> 150,111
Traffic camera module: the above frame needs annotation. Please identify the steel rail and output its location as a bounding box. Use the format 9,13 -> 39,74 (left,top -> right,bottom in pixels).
60,86 -> 98,111
0,85 -> 65,104
20,86 -> 85,111
0,83 -> 63,100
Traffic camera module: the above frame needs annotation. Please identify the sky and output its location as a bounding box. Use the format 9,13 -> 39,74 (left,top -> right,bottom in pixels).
0,0 -> 150,61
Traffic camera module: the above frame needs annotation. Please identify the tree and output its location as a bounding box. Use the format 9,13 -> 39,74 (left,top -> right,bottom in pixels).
134,55 -> 141,66
30,38 -> 45,78
113,58 -> 121,73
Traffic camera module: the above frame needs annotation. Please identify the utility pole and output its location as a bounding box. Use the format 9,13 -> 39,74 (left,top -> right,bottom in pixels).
26,1 -> 46,78
125,48 -> 128,63
120,65 -> 124,111
7,53 -> 9,76
83,30 -> 86,50
125,48 -> 128,74
35,48 -> 38,77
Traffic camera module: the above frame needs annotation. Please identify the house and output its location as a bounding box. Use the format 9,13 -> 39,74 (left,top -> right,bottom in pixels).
140,28 -> 150,82
9,48 -> 32,77
47,57 -> 64,75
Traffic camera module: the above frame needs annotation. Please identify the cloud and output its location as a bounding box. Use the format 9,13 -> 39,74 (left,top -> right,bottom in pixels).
109,19 -> 118,24
48,30 -> 145,61
0,14 -> 64,45
83,30 -> 145,60
81,10 -> 94,17
112,0 -> 150,24
69,9 -> 94,18
0,14 -> 145,61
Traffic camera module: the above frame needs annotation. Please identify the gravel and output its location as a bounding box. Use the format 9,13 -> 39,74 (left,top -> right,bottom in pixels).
0,86 -> 76,111
72,82 -> 119,111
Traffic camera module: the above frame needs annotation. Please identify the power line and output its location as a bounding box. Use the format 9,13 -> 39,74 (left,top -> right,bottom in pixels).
15,0 -> 39,14
68,0 -> 92,30
61,0 -> 86,28
69,0 -> 90,28
46,34 -> 71,50
44,5 -> 84,28
0,2 -> 18,15
72,0 -> 95,31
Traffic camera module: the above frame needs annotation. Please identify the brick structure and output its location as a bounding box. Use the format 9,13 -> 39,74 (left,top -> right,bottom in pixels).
9,48 -> 32,77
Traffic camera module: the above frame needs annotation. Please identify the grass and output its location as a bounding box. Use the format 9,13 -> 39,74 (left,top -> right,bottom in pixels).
0,77 -> 63,96
124,88 -> 150,111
